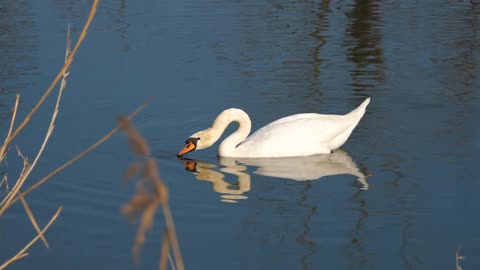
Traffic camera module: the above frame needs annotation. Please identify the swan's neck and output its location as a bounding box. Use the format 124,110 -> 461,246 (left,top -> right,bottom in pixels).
197,109 -> 251,157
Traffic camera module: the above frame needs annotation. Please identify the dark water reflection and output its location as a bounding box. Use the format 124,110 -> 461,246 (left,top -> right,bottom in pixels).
1,0 -> 480,269
345,0 -> 385,93
180,149 -> 368,203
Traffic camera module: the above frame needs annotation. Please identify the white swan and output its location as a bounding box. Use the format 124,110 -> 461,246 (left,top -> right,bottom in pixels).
178,98 -> 370,158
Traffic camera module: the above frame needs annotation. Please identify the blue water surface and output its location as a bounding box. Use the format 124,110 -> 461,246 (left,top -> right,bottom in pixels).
0,0 -> 479,269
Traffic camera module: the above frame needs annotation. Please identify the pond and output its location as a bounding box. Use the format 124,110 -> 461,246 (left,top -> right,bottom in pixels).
1,0 -> 479,269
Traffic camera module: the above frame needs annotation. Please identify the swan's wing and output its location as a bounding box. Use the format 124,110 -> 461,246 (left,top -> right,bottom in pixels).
262,113 -> 324,127
238,114 -> 355,155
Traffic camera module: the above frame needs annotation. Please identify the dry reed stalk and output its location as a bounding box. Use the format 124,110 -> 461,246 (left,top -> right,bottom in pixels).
0,94 -> 20,163
0,145 -> 29,207
10,102 -> 147,205
0,0 -> 99,151
0,175 -> 8,191
456,247 -> 464,270
159,229 -> 170,270
0,23 -> 72,215
168,254 -> 176,270
19,196 -> 49,248
0,2 -> 97,268
13,146 -> 49,248
0,207 -> 62,270
119,117 -> 184,270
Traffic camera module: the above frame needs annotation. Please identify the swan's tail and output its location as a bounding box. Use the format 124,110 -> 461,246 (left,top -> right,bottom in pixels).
347,97 -> 370,117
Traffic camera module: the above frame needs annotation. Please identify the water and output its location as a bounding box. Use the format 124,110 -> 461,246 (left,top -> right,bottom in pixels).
1,0 -> 479,269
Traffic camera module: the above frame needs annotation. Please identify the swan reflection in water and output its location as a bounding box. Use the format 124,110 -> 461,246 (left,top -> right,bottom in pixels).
180,149 -> 369,203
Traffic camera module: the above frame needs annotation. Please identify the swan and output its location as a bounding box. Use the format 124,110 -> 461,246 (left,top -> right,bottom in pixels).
178,97 -> 370,158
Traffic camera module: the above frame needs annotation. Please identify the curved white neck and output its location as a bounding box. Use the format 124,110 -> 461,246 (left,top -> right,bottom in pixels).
206,108 -> 251,157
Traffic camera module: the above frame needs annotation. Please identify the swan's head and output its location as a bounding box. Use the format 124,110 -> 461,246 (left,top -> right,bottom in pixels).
177,129 -> 215,156
177,137 -> 201,156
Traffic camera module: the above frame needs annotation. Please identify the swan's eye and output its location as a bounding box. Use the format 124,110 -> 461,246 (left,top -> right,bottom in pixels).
187,138 -> 200,145
186,138 -> 198,145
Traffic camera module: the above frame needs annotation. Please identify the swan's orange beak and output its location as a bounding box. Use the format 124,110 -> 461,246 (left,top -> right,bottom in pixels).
178,137 -> 200,156
177,141 -> 196,156
178,142 -> 195,156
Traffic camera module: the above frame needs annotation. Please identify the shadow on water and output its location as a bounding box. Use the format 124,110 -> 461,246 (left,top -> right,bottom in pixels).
179,149 -> 369,203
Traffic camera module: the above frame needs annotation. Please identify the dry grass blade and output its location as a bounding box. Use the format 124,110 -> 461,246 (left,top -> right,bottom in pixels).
119,117 -> 184,270
9,102 -> 147,206
162,203 -> 183,270
0,175 -> 8,191
19,196 -> 49,248
132,203 -> 157,263
0,146 -> 30,207
118,116 -> 150,156
456,247 -> 464,270
123,161 -> 142,184
14,145 -> 31,173
0,24 -> 72,216
168,254 -> 176,270
0,95 -> 20,163
159,229 -> 170,270
122,194 -> 154,221
0,207 -> 62,270
0,0 -> 99,150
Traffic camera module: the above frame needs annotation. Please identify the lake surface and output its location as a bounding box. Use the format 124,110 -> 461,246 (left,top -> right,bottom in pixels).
1,0 -> 479,269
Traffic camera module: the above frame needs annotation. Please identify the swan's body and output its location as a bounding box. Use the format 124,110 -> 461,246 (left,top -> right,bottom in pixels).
178,98 -> 370,158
